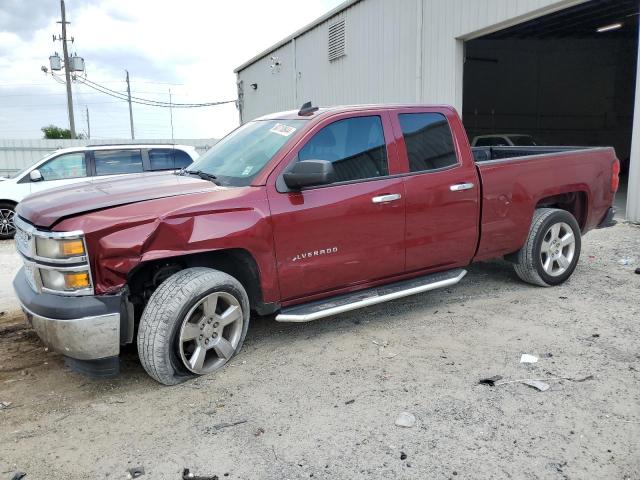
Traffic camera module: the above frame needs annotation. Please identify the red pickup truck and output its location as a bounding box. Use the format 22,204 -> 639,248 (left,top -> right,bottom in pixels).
13,104 -> 619,384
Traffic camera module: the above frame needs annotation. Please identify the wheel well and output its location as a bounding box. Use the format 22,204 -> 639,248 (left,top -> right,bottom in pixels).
128,249 -> 267,318
535,191 -> 587,230
0,200 -> 17,207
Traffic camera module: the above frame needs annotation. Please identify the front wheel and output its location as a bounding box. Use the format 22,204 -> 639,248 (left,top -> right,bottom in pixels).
137,267 -> 250,385
0,202 -> 16,240
513,208 -> 582,287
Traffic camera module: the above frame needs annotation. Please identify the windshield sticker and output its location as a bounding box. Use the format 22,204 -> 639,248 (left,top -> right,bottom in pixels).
241,166 -> 254,176
270,123 -> 296,137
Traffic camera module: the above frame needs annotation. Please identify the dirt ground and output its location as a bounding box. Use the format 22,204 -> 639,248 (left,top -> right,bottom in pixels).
1,223 -> 639,480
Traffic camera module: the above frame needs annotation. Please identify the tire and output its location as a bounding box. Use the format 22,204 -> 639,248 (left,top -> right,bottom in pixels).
513,208 -> 581,287
0,202 -> 16,240
137,267 -> 250,385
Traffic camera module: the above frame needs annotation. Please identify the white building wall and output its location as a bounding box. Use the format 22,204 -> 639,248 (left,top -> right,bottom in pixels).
236,0 -> 640,222
236,0 -> 587,120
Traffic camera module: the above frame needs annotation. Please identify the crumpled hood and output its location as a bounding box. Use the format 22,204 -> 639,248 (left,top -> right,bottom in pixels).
17,171 -> 220,228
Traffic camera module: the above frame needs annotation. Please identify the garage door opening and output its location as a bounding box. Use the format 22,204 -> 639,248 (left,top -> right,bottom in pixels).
462,0 -> 638,217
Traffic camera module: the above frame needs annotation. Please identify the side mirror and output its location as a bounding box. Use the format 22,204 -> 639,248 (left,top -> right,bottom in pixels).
29,169 -> 43,182
283,160 -> 335,190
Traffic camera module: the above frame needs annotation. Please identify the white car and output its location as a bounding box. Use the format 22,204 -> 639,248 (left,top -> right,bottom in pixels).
471,134 -> 539,147
0,144 -> 199,239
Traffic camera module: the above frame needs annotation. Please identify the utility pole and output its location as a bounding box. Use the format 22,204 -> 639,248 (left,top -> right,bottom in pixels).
58,0 -> 76,138
169,88 -> 174,141
125,70 -> 134,139
85,106 -> 91,139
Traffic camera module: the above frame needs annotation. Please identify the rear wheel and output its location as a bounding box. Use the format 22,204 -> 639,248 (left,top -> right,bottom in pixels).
137,267 -> 250,385
0,202 -> 16,240
513,208 -> 581,287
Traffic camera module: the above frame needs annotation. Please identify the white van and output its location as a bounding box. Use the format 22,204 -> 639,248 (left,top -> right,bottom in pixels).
0,144 -> 199,239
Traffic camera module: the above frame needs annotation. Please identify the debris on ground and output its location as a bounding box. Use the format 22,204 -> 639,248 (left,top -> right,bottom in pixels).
520,354 -> 538,363
479,375 -> 503,386
618,257 -> 635,266
400,452 -> 408,460
1,400 -> 12,410
344,399 -> 355,405
635,267 -> 640,274
254,427 -> 265,437
480,375 -> 594,388
521,380 -> 550,392
10,472 -> 26,480
211,419 -> 248,431
395,412 -> 416,428
373,339 -> 390,355
126,466 -> 145,478
182,468 -> 218,480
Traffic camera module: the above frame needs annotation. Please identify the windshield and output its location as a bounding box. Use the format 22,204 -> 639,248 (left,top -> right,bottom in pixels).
9,164 -> 35,179
186,119 -> 307,186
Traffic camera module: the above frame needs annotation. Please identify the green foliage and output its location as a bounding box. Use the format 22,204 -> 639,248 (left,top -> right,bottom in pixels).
41,124 -> 72,139
41,125 -> 86,139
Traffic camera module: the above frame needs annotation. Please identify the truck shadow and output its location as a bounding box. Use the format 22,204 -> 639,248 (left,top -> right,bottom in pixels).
244,259 -> 522,345
0,259 -> 523,389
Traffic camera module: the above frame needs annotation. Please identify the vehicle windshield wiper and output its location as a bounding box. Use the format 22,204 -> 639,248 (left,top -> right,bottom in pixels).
179,169 -> 221,185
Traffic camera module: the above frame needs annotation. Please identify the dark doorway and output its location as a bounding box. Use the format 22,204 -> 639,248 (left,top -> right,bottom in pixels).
463,0 -> 638,201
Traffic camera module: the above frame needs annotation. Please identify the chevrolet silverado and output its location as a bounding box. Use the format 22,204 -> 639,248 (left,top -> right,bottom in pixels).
12,103 -> 619,385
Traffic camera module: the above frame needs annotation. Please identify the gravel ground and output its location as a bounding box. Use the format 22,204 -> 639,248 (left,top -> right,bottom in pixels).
0,239 -> 21,314
0,223 -> 639,480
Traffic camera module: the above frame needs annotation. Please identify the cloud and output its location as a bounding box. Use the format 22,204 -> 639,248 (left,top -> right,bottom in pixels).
85,49 -> 184,84
0,0 -> 344,140
0,0 -> 100,39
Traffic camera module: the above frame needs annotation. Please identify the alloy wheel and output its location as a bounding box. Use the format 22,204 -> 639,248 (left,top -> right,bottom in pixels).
0,209 -> 15,237
178,291 -> 244,374
540,221 -> 576,277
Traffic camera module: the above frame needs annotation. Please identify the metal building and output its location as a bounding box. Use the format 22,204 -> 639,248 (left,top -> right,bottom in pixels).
234,0 -> 640,222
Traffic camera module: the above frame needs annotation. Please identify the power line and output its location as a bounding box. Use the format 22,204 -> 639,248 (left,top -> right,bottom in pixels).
71,75 -> 235,108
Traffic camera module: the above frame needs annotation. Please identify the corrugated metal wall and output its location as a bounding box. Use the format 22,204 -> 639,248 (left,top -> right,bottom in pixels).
236,0 -> 586,121
0,138 -> 218,177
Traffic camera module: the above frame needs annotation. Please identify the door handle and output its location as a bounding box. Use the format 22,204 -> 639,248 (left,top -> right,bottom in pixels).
449,182 -> 475,192
372,193 -> 402,204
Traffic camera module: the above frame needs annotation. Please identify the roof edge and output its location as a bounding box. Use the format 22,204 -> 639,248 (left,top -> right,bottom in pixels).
233,0 -> 361,73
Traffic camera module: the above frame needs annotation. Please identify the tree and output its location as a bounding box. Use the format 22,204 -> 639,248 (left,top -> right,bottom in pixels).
41,125 -> 86,139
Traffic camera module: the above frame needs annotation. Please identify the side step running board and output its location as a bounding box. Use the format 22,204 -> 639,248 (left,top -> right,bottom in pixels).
275,268 -> 467,323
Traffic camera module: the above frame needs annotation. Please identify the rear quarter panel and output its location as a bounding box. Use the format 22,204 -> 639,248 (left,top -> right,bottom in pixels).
474,147 -> 616,261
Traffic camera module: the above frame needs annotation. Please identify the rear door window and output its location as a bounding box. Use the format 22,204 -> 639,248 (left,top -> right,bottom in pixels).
148,149 -> 193,170
298,115 -> 388,183
38,152 -> 87,181
94,149 -> 143,176
398,113 -> 458,172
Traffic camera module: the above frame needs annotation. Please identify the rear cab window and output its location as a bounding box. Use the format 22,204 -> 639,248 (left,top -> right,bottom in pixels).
297,115 -> 388,184
398,112 -> 458,172
93,149 -> 143,176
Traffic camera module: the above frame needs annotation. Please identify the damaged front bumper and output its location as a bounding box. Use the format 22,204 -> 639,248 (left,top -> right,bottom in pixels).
13,268 -> 130,376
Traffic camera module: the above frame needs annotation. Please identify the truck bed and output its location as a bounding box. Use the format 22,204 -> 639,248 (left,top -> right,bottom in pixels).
472,145 -> 597,163
472,146 -> 617,262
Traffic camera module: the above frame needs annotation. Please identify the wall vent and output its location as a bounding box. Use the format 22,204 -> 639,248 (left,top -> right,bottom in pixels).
328,19 -> 346,61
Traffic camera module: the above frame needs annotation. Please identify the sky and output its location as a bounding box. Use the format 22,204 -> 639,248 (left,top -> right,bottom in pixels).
0,0 -> 343,140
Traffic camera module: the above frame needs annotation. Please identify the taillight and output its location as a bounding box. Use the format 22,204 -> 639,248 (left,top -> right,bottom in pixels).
611,160 -> 620,193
